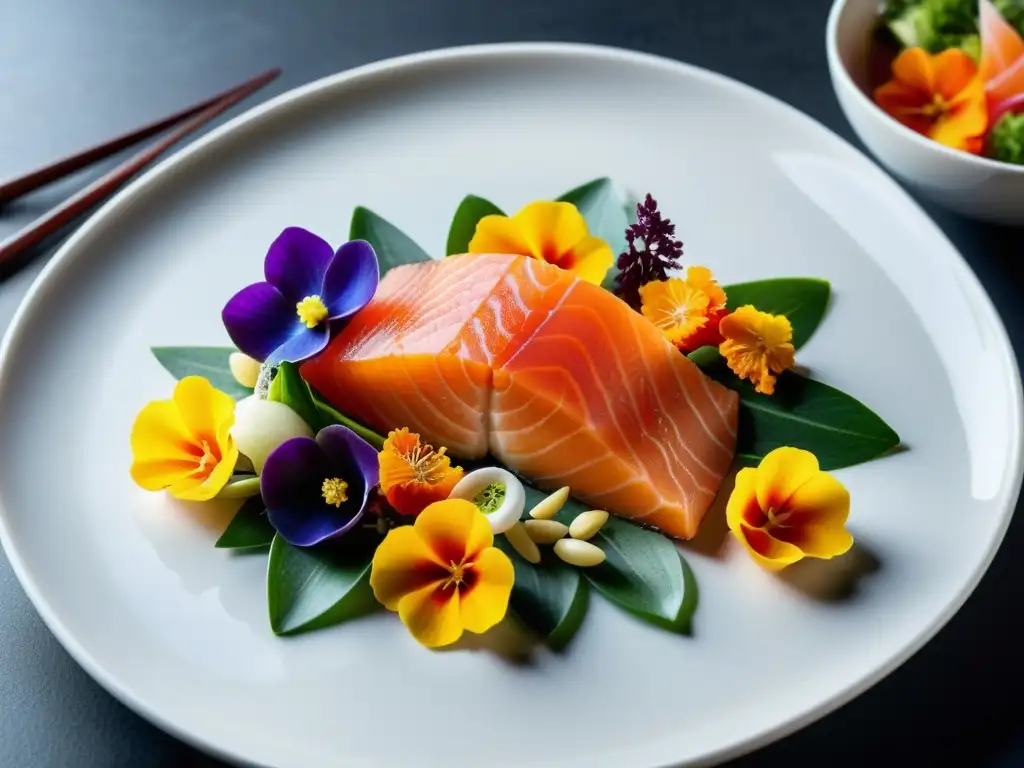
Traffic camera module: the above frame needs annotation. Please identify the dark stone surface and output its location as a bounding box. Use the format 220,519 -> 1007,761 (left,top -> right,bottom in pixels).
1,0 -> 1022,765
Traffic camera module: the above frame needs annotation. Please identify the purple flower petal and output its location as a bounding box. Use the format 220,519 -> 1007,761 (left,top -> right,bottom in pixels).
323,240 -> 380,320
264,227 -> 335,303
317,425 -> 380,492
265,324 -> 329,366
260,434 -> 369,548
222,282 -> 298,363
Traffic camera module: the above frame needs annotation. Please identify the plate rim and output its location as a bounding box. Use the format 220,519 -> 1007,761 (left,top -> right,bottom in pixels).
1,41 -> 1021,768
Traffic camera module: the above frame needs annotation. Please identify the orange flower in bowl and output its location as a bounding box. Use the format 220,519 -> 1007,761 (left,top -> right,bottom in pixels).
718,305 -> 795,396
874,47 -> 988,153
468,201 -> 614,285
370,499 -> 514,648
727,447 -> 853,572
378,428 -> 463,516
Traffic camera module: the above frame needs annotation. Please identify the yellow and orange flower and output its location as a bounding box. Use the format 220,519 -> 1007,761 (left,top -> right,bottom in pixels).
718,305 -> 795,396
874,47 -> 988,153
378,428 -> 464,516
727,447 -> 853,571
370,499 -> 515,648
129,376 -> 239,501
638,266 -> 729,352
468,201 -> 614,285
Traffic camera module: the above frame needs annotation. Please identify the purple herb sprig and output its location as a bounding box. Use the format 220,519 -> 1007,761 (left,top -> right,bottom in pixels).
614,194 -> 684,310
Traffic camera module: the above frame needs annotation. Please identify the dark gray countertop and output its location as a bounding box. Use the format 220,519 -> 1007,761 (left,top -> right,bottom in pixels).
2,0 -> 1023,765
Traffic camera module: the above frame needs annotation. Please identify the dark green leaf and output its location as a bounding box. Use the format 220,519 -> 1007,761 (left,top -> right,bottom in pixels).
494,534 -> 588,651
722,278 -> 831,349
576,515 -> 693,629
216,496 -> 274,549
266,531 -> 379,636
693,352 -> 901,470
151,346 -> 251,399
306,386 -> 387,449
268,362 -> 327,431
557,178 -> 633,291
349,206 -> 432,274
445,195 -> 504,256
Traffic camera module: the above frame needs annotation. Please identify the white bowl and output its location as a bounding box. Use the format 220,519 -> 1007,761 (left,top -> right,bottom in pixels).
827,0 -> 1024,225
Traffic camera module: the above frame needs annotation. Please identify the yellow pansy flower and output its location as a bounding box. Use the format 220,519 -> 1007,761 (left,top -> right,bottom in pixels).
468,201 -> 613,285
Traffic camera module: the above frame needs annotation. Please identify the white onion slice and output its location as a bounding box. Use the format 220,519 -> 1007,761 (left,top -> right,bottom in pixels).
448,467 -> 525,534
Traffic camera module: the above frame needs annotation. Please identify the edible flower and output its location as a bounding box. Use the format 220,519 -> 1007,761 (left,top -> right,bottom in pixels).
467,201 -> 614,285
129,376 -> 239,501
259,425 -> 379,547
638,265 -> 729,352
448,467 -> 526,533
873,47 -> 988,152
230,395 -> 314,473
614,194 -> 684,310
222,228 -> 379,365
370,499 -> 515,648
378,428 -> 464,516
718,305 -> 795,396
726,447 -> 853,571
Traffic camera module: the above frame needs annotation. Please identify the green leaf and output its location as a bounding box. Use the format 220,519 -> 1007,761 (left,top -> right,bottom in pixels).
216,496 -> 275,549
722,278 -> 831,349
266,531 -> 379,636
445,195 -> 504,256
557,178 -> 633,291
576,514 -> 694,630
151,346 -> 251,399
306,386 -> 387,449
494,532 -> 588,651
268,362 -> 327,431
693,351 -> 901,470
349,206 -> 432,274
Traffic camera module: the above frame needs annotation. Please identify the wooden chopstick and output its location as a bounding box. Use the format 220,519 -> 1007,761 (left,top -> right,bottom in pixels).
0,67 -> 280,279
0,68 -> 281,205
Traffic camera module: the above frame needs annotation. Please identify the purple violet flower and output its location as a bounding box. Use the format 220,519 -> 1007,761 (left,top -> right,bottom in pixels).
260,425 -> 380,547
614,194 -> 684,311
222,227 -> 379,364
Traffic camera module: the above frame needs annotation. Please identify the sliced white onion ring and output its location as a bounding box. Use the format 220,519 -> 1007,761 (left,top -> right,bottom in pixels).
448,467 -> 525,534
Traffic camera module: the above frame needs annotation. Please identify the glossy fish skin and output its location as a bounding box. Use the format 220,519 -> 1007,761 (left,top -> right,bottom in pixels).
302,253 -> 738,539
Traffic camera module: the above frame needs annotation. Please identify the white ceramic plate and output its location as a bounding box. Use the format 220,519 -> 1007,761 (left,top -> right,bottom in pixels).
0,43 -> 1020,768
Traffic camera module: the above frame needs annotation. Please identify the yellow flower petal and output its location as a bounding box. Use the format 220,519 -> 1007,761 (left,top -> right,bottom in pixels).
167,442 -> 238,502
173,376 -> 236,444
685,266 -> 727,310
639,277 -> 711,344
719,306 -> 795,396
130,458 -> 202,491
737,524 -> 806,571
129,400 -> 197,464
725,467 -> 761,531
414,499 -> 493,563
397,581 -> 463,648
562,235 -> 614,286
778,524 -> 854,560
458,547 -> 514,634
468,214 -> 532,256
370,526 -> 447,611
782,471 -> 851,529
755,447 -> 820,514
513,201 -> 590,260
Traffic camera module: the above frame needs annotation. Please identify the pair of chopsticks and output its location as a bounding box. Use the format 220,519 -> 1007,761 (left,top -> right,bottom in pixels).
0,67 -> 281,280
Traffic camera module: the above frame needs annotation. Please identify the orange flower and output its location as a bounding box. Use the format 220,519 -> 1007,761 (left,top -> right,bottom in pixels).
378,428 -> 463,516
639,266 -> 729,352
727,447 -> 853,571
370,499 -> 514,648
718,305 -> 795,396
874,47 -> 988,153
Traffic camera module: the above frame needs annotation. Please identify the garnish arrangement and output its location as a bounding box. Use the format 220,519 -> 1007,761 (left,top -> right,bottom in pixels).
872,0 -> 1024,163
130,178 -> 900,650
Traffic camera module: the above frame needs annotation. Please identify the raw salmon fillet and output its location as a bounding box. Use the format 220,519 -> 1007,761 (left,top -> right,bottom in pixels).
301,254 -> 738,538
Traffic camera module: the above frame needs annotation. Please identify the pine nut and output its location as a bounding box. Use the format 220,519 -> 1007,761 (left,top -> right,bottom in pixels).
554,538 -> 606,567
528,486 -> 570,520
229,352 -> 261,390
569,510 -> 609,541
504,522 -> 541,564
524,519 -> 569,544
